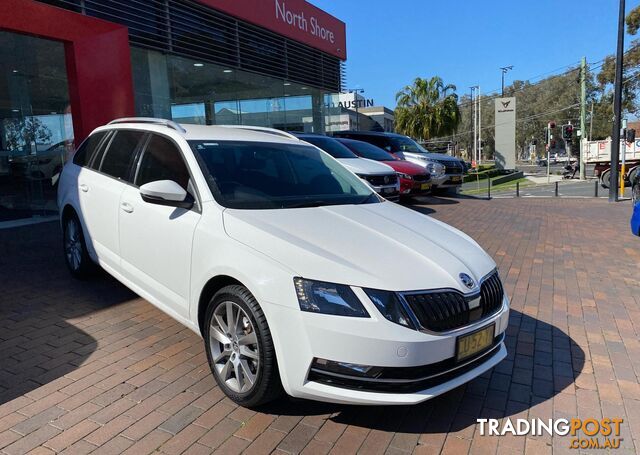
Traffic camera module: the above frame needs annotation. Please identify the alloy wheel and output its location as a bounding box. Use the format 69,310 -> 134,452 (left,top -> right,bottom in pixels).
209,301 -> 260,393
64,218 -> 82,271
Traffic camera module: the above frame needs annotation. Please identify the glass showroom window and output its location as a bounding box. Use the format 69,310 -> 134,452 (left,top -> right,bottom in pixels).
0,31 -> 74,221
131,47 -> 329,133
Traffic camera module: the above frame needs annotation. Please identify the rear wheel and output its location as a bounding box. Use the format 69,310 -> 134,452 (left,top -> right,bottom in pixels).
62,212 -> 95,279
203,285 -> 283,407
633,181 -> 640,205
600,169 -> 611,189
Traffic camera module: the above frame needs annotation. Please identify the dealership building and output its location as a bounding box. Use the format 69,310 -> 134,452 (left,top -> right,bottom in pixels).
0,0 -> 347,222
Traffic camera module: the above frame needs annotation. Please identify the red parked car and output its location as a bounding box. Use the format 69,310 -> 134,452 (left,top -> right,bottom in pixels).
336,138 -> 432,197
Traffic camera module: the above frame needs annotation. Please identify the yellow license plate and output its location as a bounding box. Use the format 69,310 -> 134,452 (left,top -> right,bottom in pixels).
456,324 -> 495,362
450,176 -> 462,182
420,183 -> 431,190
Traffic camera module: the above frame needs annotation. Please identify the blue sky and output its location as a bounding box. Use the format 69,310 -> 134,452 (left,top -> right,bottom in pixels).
311,0 -> 640,108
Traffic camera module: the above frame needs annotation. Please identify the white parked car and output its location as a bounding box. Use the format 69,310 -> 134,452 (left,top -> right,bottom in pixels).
294,134 -> 400,201
58,118 -> 509,407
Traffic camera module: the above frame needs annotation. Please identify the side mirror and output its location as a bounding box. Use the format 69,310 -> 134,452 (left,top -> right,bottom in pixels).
139,180 -> 193,210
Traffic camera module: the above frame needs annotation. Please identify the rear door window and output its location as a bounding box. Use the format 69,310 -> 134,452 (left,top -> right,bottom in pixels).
99,130 -> 146,182
72,131 -> 108,167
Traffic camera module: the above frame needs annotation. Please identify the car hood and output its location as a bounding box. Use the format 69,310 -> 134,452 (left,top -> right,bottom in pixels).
403,152 -> 460,162
382,160 -> 429,175
337,158 -> 395,175
222,202 -> 496,292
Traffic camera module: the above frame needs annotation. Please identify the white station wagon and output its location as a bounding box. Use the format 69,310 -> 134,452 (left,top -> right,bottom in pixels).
58,118 -> 509,407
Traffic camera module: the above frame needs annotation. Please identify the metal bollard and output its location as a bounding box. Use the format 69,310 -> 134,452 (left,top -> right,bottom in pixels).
595,180 -> 599,198
555,181 -> 559,197
516,181 -> 520,197
488,179 -> 491,200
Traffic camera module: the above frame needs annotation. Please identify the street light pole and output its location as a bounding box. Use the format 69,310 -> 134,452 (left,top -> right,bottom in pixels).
609,0 -> 625,202
478,86 -> 482,165
470,86 -> 478,165
500,66 -> 513,97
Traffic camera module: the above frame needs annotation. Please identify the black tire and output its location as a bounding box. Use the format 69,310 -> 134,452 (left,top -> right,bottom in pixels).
203,285 -> 283,407
600,169 -> 611,189
62,211 -> 96,279
633,182 -> 640,205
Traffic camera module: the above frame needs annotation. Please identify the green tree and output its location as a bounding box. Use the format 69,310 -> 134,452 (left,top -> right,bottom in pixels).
394,76 -> 461,141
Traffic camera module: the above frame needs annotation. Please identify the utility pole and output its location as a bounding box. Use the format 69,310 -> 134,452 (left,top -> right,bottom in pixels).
478,86 -> 482,164
589,101 -> 594,141
580,57 -> 587,180
471,86 -> 478,165
609,0 -> 625,202
469,87 -> 475,162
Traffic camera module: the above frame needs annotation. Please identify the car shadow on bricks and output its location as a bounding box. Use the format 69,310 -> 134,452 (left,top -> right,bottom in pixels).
0,221 -> 137,404
258,309 -> 585,435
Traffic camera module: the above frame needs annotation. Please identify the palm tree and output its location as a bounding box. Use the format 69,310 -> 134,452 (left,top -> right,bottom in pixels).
394,76 -> 461,141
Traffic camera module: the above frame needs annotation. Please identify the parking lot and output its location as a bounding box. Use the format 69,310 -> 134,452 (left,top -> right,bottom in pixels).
0,197 -> 638,454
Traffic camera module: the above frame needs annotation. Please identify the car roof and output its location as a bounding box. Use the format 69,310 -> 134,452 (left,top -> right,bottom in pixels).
333,131 -> 406,138
94,119 -> 303,145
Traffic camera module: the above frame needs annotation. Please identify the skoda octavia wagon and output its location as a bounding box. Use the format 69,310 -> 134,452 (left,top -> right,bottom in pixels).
58,118 -> 509,407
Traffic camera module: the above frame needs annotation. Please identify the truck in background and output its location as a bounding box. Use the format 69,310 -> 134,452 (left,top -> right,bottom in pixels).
585,139 -> 640,188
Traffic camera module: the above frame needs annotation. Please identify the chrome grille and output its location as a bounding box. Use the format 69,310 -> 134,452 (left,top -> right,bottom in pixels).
364,174 -> 398,186
431,159 -> 464,175
479,271 -> 504,317
402,271 -> 504,332
412,174 -> 430,183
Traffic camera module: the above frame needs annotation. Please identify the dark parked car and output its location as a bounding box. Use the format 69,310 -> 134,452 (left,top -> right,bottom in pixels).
335,138 -> 432,198
332,131 -> 465,190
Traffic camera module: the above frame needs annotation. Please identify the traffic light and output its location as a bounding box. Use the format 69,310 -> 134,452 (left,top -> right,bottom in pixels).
626,128 -> 636,143
548,121 -> 556,130
544,128 -> 550,143
562,124 -> 574,142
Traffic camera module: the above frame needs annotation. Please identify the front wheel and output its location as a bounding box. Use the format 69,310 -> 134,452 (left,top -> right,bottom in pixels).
204,285 -> 283,407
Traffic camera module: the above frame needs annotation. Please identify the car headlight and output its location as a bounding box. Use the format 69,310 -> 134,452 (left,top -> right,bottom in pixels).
397,172 -> 412,180
426,162 -> 445,177
294,278 -> 369,317
364,289 -> 415,329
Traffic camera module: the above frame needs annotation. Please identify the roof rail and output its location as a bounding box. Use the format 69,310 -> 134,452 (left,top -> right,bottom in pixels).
108,117 -> 187,134
219,125 -> 299,140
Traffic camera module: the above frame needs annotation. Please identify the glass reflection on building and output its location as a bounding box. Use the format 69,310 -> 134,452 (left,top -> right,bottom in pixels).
132,48 -> 330,133
0,31 -> 74,221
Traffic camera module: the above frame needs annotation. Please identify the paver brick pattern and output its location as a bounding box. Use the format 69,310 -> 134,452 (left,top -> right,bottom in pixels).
0,197 -> 638,454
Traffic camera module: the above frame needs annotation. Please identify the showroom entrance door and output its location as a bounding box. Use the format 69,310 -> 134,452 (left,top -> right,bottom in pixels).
0,31 -> 74,222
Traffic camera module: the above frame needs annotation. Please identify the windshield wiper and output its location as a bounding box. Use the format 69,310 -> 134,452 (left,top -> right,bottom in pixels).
285,200 -> 333,209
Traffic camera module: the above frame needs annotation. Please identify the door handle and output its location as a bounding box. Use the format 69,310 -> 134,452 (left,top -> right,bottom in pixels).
79,184 -> 89,193
121,202 -> 134,213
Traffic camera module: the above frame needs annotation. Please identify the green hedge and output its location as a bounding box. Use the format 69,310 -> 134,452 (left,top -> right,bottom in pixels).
463,168 -> 502,183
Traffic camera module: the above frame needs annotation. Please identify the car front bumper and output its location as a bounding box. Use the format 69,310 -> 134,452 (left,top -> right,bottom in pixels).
432,174 -> 464,188
400,179 -> 432,195
370,183 -> 400,201
267,292 -> 510,405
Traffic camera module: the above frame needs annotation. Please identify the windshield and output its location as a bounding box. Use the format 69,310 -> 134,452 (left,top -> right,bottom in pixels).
390,136 -> 431,155
339,140 -> 397,162
190,140 -> 377,210
299,136 -> 358,159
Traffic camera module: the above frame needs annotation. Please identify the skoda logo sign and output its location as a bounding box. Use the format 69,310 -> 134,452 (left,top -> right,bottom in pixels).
459,273 -> 475,289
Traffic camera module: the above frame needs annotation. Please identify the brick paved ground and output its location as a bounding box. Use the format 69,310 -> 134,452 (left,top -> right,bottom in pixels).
0,197 -> 639,454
